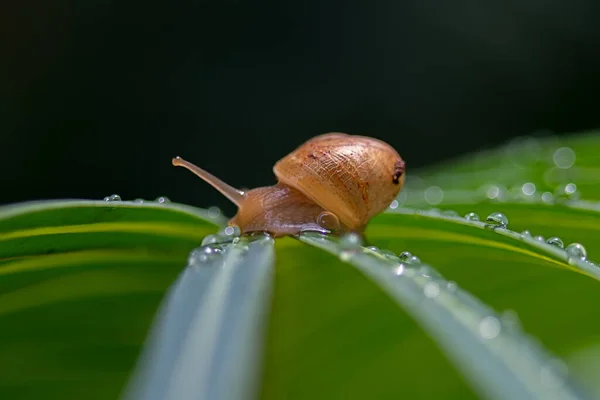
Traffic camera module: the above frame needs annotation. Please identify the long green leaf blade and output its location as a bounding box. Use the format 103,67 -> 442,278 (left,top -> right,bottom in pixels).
124,236 -> 275,400
0,200 -> 224,400
300,233 -> 591,400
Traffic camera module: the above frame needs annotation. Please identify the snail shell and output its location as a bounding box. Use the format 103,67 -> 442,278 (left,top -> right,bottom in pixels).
274,132 -> 405,231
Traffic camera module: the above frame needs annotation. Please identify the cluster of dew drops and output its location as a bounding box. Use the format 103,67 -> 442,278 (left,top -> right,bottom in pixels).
334,230 -> 533,345
393,143 -> 582,207
104,194 -> 171,204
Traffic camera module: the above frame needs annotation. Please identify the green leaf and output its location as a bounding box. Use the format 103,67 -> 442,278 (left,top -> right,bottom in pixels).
402,130 -> 600,206
299,233 -> 587,400
124,236 -> 274,400
0,200 -> 223,400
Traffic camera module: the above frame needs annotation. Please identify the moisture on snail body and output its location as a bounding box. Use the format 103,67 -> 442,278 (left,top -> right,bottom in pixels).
172,132 -> 406,237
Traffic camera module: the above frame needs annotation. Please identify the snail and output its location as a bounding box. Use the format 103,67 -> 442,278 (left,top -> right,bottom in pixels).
172,132 -> 405,238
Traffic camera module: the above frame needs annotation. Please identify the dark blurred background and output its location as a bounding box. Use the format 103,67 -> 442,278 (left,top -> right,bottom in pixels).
2,0 -> 600,217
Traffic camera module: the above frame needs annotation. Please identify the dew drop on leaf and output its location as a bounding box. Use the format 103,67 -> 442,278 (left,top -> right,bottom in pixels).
534,235 -> 545,242
479,316 -> 501,339
405,255 -> 421,265
485,212 -> 508,228
521,230 -> 532,237
340,232 -> 363,249
155,196 -> 171,204
546,237 -> 564,248
104,194 -> 122,202
464,212 -> 480,221
423,282 -> 440,298
566,243 -> 587,260
398,251 -> 413,261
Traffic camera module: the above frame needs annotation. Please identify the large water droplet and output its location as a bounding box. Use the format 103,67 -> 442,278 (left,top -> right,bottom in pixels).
340,232 -> 363,249
534,235 -> 545,242
339,250 -> 354,262
521,230 -> 532,237
398,251 -> 413,261
424,186 -> 444,205
424,282 -> 440,298
464,212 -> 480,221
388,199 -> 399,210
104,194 -> 122,202
485,212 -> 508,228
479,316 -> 501,339
566,243 -> 587,260
546,237 -> 564,248
156,196 -> 171,204
553,147 -> 575,169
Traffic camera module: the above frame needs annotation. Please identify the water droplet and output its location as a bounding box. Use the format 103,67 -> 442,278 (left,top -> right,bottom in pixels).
446,281 -> 458,292
479,316 -> 501,339
389,199 -> 399,210
133,198 -> 145,203
541,192 -> 554,203
521,182 -> 536,196
424,282 -> 440,298
405,255 -> 421,265
156,196 -> 171,204
339,250 -> 354,262
201,234 -> 222,246
485,212 -> 508,228
566,243 -> 587,260
367,246 -> 379,252
464,212 -> 480,221
340,232 -> 363,249
399,251 -> 413,261
104,194 -> 122,202
188,244 -> 223,265
424,186 -> 444,205
394,263 -> 405,276
553,147 -> 575,169
546,237 -> 564,248
223,225 -> 241,237
207,206 -> 222,218
534,235 -> 545,242
521,230 -> 532,237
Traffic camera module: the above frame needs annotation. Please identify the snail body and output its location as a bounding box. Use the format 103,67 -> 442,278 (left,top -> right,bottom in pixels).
173,132 -> 405,237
